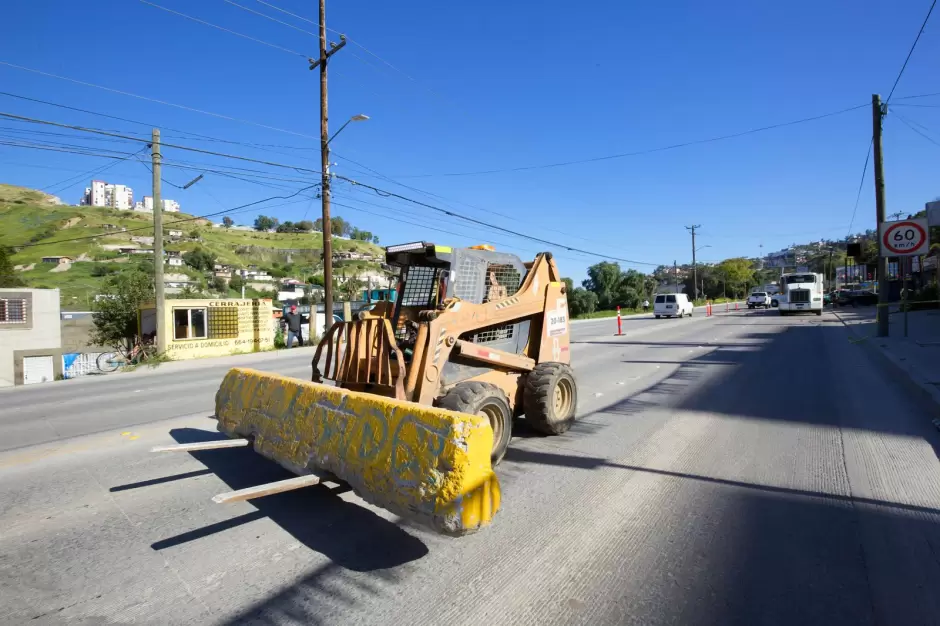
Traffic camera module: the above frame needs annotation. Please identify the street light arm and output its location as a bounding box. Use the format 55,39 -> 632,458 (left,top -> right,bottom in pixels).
326,119 -> 352,147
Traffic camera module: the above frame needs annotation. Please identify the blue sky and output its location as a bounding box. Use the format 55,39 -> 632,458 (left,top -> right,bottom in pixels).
1,0 -> 938,281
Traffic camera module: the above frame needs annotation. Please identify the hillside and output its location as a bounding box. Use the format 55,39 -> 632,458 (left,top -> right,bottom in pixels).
0,184 -> 385,309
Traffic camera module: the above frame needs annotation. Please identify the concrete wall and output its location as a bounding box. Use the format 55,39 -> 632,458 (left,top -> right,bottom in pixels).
0,289 -> 63,388
215,368 -> 500,535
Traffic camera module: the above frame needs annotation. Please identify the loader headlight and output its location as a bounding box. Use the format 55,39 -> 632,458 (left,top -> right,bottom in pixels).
386,242 -> 428,253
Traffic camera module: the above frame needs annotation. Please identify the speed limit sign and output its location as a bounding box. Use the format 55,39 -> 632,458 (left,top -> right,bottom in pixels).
880,218 -> 929,257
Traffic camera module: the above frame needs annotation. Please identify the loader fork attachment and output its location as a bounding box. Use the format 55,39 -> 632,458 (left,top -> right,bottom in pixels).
312,319 -> 407,399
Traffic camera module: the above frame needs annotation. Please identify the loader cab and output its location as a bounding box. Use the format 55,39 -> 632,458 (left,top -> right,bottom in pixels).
385,241 -> 530,359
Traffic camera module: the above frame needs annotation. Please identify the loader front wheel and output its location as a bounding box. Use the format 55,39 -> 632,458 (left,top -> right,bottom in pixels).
438,382 -> 513,465
524,363 -> 578,435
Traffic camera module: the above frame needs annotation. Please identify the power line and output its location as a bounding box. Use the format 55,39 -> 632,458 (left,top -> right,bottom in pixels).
885,0 -> 938,104
392,104 -> 870,177
42,146 -> 149,195
331,150 -> 655,252
0,111 -> 323,175
329,197 -> 591,264
894,111 -> 940,148
846,139 -> 873,235
895,91 -> 940,100
334,173 -> 661,266
0,139 -> 137,160
892,103 -> 940,108
139,0 -> 310,58
1,108 -> 637,261
223,0 -> 317,37
0,64 -> 320,141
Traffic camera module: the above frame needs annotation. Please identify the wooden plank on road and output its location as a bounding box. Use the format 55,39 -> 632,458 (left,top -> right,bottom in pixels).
211,474 -> 322,504
151,439 -> 250,453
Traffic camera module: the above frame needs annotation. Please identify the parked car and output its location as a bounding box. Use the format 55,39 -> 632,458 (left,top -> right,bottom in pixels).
654,293 -> 693,318
747,291 -> 771,309
833,290 -> 878,306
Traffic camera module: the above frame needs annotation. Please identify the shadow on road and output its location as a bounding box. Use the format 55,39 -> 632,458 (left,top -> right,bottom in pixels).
506,318 -> 940,624
133,428 -> 430,624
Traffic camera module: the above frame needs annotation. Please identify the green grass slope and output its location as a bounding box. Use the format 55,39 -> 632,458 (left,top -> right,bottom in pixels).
1,184 -> 385,309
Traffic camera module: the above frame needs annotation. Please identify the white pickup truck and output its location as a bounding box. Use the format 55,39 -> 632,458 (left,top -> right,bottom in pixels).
747,292 -> 771,309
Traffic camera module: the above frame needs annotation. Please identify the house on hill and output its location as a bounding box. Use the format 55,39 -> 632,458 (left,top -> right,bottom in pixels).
41,256 -> 72,265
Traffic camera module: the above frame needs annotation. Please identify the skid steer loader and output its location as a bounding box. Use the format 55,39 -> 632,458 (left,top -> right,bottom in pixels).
157,242 -> 575,536
312,241 -> 578,464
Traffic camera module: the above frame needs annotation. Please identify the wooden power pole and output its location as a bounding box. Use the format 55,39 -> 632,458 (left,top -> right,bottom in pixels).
310,0 -> 346,334
872,94 -> 889,337
151,129 -> 167,354
686,225 -> 701,300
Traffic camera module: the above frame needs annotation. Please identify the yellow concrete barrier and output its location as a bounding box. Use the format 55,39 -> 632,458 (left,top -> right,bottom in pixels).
214,367 -> 501,535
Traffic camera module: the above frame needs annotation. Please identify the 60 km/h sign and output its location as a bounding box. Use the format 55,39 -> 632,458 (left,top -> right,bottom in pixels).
880,218 -> 929,257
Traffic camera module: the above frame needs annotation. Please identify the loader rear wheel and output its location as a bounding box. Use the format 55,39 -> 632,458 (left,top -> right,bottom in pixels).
438,382 -> 513,465
524,363 -> 578,436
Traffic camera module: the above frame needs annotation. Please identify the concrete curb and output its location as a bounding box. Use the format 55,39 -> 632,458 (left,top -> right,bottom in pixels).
832,310 -> 940,416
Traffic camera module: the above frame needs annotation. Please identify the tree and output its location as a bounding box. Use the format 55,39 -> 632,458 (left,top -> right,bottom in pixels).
582,261 -> 622,309
295,220 -> 314,232
210,276 -> 228,292
228,273 -> 244,292
188,228 -> 200,239
330,217 -> 348,237
716,258 -> 755,298
372,235 -> 380,245
182,247 -> 216,272
0,246 -> 25,288
90,270 -> 154,351
340,277 -> 366,301
276,221 -> 295,233
313,217 -> 323,231
254,215 -> 278,231
222,216 -> 234,228
568,288 -> 598,317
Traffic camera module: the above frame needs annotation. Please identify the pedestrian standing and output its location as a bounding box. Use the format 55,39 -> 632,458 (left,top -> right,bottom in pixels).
643,299 -> 650,313
283,304 -> 304,348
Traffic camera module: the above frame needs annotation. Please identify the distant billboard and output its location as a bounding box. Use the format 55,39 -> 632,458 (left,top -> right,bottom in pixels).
927,201 -> 940,227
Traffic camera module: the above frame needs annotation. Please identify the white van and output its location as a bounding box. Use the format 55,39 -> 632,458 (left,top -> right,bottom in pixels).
654,293 -> 693,318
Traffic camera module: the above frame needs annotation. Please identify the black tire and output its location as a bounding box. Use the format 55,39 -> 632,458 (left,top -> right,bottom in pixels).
524,362 -> 578,436
96,351 -> 122,373
438,382 -> 513,465
655,315 -> 661,319
815,309 -> 823,316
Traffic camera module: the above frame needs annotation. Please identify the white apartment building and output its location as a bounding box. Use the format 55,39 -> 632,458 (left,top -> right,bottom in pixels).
82,180 -> 133,209
141,196 -> 181,212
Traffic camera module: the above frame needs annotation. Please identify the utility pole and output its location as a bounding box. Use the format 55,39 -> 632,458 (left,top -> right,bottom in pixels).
151,129 -> 167,354
673,260 -> 679,293
828,247 -> 834,290
310,0 -> 346,334
872,94 -> 889,337
686,225 -> 701,300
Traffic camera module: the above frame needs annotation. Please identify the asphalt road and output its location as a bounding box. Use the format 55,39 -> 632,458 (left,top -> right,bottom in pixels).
4,307 -> 940,625
0,309 -> 693,452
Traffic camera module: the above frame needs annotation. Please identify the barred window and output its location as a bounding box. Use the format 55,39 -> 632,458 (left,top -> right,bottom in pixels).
208,306 -> 239,339
0,299 -> 26,324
